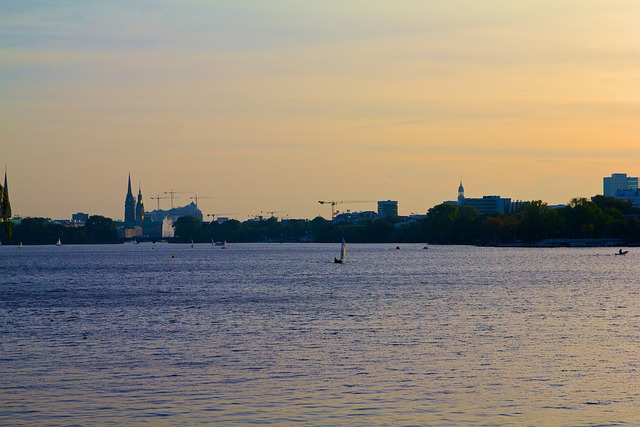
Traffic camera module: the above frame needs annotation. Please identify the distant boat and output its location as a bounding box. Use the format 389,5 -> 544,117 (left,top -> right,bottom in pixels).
221,240 -> 227,249
214,241 -> 224,246
191,239 -> 194,248
615,249 -> 629,256
56,238 -> 62,246
211,238 -> 215,246
18,241 -> 23,249
334,238 -> 346,264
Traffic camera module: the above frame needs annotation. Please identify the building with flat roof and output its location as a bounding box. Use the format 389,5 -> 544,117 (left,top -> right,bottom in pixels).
455,179 -> 511,215
460,195 -> 512,215
377,200 -> 398,217
604,173 -> 638,197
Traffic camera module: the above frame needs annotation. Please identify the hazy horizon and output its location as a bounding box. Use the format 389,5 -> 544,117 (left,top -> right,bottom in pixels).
2,1 -> 639,221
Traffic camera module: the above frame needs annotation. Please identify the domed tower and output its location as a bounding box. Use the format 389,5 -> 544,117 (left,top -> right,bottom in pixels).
135,181 -> 145,227
124,174 -> 136,228
457,178 -> 465,205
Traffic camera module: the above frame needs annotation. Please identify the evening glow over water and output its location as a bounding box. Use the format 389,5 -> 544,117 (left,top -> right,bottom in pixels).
2,1 -> 639,220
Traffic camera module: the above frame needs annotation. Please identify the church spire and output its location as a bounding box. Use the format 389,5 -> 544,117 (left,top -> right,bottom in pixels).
2,167 -> 13,242
127,173 -> 133,197
136,180 -> 145,227
458,177 -> 465,204
124,173 -> 136,227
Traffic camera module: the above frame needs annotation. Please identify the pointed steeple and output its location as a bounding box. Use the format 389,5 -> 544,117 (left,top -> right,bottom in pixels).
124,173 -> 136,227
457,177 -> 465,204
2,167 -> 12,242
136,181 -> 145,227
127,173 -> 133,197
3,167 -> 11,218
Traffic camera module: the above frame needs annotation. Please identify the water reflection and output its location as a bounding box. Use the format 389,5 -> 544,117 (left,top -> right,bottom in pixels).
1,244 -> 639,425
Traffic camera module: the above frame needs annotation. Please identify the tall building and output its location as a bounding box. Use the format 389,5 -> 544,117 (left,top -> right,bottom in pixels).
135,182 -> 145,227
603,173 -> 638,197
377,200 -> 398,217
124,174 -> 136,228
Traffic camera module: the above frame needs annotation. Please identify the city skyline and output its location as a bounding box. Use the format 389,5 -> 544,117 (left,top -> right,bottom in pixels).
2,1 -> 639,220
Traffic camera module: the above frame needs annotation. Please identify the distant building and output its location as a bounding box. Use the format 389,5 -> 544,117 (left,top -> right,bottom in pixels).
72,212 -> 89,223
124,174 -> 137,229
333,210 -> 378,224
613,189 -> 640,208
135,182 -> 145,227
460,195 -> 512,215
146,202 -> 203,223
604,173 -> 638,197
377,200 -> 398,217
455,179 -> 511,215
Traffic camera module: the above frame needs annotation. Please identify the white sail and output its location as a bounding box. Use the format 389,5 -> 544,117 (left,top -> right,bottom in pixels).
339,238 -> 346,261
56,238 -> 61,246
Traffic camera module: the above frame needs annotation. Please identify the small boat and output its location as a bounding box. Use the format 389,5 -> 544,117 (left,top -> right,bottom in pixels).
221,240 -> 227,249
334,238 -> 346,264
56,238 -> 62,246
211,238 -> 215,246
191,239 -> 194,248
18,241 -> 23,249
615,249 -> 629,256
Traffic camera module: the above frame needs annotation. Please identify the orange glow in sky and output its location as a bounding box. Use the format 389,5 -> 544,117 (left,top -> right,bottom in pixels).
2,1 -> 639,220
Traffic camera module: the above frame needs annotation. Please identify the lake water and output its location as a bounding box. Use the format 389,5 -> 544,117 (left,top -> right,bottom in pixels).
1,243 -> 639,426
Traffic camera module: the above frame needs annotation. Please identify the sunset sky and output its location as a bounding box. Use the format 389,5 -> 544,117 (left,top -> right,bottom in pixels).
2,1 -> 639,221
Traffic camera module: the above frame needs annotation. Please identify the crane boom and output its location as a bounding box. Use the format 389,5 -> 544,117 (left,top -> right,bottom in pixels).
163,189 -> 194,208
150,194 -> 170,210
190,195 -> 213,208
318,200 -> 375,219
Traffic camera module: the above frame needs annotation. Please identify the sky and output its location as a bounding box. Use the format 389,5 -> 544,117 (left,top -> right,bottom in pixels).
1,1 -> 639,221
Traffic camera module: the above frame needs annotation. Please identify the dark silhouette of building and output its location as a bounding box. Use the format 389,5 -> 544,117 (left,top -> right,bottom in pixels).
135,182 -> 145,227
124,174 -> 136,228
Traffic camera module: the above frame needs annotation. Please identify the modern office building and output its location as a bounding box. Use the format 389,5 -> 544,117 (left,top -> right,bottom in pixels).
460,195 -> 512,215
603,173 -> 638,197
456,179 -> 511,214
377,200 -> 398,217
71,212 -> 89,223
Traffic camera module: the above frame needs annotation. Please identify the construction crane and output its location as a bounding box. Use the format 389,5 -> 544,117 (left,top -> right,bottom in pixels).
265,211 -> 290,219
190,195 -> 213,208
150,194 -> 170,210
318,200 -> 375,219
207,212 -> 237,221
164,189 -> 193,208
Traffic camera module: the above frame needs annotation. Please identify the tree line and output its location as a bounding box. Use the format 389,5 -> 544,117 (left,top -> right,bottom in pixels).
2,196 -> 639,245
172,196 -> 639,245
1,216 -> 119,245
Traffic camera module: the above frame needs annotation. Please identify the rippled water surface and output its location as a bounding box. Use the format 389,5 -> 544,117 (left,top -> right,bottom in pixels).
1,243 -> 639,426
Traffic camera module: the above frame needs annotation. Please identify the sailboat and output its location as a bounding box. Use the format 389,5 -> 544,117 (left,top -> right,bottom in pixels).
334,238 -> 346,264
56,238 -> 62,246
18,241 -> 23,249
221,240 -> 227,249
191,238 -> 194,248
